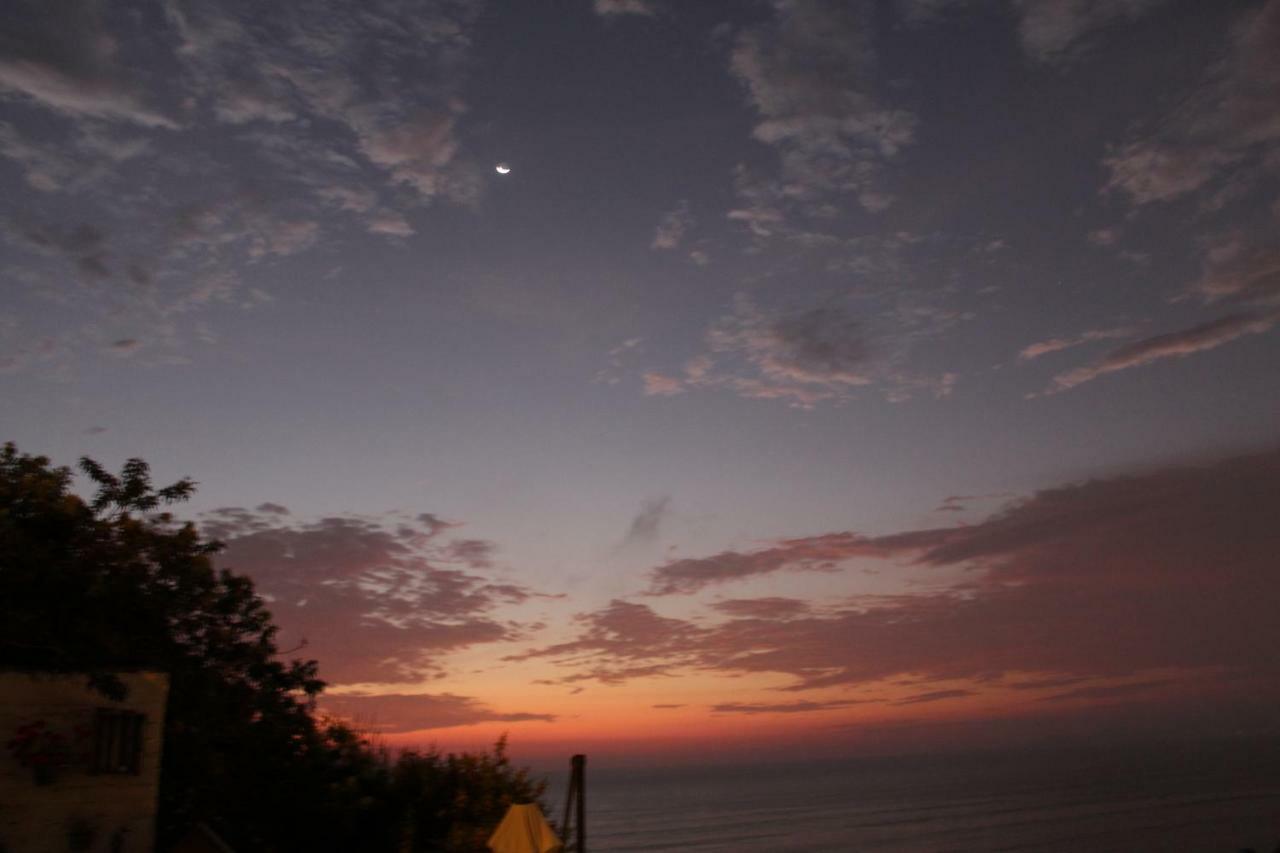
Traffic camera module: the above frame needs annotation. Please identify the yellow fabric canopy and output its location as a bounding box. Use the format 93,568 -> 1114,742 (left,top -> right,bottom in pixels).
487,803 -> 563,853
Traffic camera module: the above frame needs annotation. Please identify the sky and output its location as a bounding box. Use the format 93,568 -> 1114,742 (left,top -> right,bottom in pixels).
2,0 -> 1279,765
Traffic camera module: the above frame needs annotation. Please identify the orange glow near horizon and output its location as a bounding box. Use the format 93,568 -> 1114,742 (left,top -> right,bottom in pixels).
330,668 -> 1205,767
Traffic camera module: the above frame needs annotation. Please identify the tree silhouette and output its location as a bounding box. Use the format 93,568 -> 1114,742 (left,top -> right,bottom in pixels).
0,443 -> 546,851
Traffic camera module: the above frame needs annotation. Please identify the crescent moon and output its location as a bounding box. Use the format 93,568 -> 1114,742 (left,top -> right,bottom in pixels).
495,163 -> 511,174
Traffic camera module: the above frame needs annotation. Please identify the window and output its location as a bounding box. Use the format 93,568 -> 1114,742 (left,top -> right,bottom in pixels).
92,709 -> 144,775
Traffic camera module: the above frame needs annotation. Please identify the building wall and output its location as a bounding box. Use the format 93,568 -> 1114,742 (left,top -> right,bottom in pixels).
0,671 -> 169,853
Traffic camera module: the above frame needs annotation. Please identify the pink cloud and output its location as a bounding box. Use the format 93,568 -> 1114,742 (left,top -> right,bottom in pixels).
1044,310 -> 1280,393
319,692 -> 555,733
518,448 -> 1280,709
208,509 -> 535,685
1017,327 -> 1134,361
645,529 -> 963,596
642,372 -> 685,396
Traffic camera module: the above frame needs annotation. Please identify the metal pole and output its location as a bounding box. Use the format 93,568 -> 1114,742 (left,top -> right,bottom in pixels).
562,755 -> 580,846
572,754 -> 586,853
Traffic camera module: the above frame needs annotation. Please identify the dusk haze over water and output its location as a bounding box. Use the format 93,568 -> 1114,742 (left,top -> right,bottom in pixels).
4,0 -> 1280,783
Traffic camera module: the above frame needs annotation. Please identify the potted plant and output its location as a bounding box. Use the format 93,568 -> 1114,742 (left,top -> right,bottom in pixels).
7,720 -> 72,784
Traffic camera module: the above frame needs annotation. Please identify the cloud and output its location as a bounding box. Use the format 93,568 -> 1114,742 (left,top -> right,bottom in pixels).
366,211 -> 415,238
647,298 -> 873,407
642,372 -> 686,396
518,448 -> 1280,704
1105,1 -> 1280,206
168,0 -> 483,207
1104,144 -> 1235,206
504,599 -> 702,683
0,0 -> 486,375
708,597 -> 811,620
1038,679 -> 1174,704
645,532 -> 900,596
0,122 -> 76,191
416,513 -> 458,539
1043,310 -> 1280,393
247,219 -> 319,258
320,692 -> 555,733
933,493 -> 1013,513
894,0 -> 970,26
593,0 -> 656,16
1193,236 -> 1280,306
896,0 -> 1170,63
711,300 -> 872,387
444,538 -> 496,569
620,497 -> 671,549
727,0 -> 916,224
1017,4 -> 1280,391
1015,0 -> 1170,63
7,221 -> 112,280
711,699 -> 869,715
207,508 -> 534,684
651,201 -> 693,250
356,110 -> 464,199
642,295 -> 962,407
1017,326 -> 1135,361
0,0 -> 177,127
892,689 -> 975,706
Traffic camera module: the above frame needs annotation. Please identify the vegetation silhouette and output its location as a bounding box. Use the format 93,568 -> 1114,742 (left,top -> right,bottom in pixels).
0,443 -> 547,851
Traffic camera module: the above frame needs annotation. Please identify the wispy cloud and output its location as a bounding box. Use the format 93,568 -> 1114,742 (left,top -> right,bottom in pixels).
320,692 -> 555,733
892,689 -> 975,706
1193,234 -> 1280,306
708,597 -> 812,620
1024,1 -> 1280,391
1042,310 -> 1280,394
619,497 -> 672,550
651,201 -> 693,250
711,699 -> 869,715
1104,1 -> 1280,207
645,531 -> 906,596
1017,327 -> 1135,361
593,0 -> 656,17
0,0 -> 178,128
1039,679 -> 1175,704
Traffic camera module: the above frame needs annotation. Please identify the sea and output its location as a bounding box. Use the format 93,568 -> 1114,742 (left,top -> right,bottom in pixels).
538,739 -> 1280,851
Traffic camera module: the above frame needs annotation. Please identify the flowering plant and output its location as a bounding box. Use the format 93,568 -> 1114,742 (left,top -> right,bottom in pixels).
7,720 -> 72,770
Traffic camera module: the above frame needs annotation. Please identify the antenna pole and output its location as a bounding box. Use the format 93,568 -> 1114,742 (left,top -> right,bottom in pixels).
562,754 -> 586,852
573,754 -> 586,853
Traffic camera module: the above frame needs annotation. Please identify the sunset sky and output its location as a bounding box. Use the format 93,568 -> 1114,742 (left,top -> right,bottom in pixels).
3,0 -> 1279,765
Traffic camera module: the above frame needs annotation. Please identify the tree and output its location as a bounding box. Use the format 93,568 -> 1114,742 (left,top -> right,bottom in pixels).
0,443 -> 333,847
0,444 -> 548,851
390,736 -> 549,851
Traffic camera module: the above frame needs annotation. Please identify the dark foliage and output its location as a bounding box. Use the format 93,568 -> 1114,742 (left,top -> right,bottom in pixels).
0,443 -> 546,852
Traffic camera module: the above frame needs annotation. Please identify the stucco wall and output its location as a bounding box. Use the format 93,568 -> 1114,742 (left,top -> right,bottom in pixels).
0,671 -> 168,853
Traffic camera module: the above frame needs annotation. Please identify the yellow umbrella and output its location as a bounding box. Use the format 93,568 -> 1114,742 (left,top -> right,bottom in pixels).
487,803 -> 563,853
